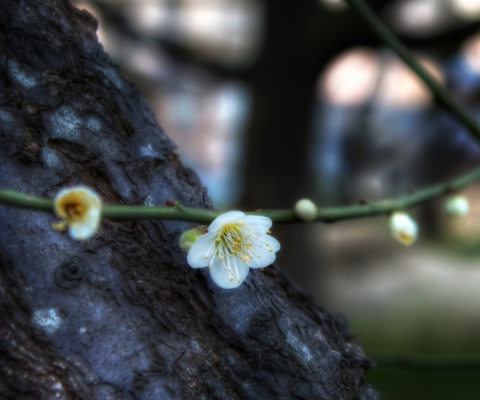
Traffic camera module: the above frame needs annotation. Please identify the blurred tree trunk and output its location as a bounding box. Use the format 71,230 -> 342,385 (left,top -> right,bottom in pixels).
243,0 -> 397,296
243,0 -> 397,208
0,1 -> 376,399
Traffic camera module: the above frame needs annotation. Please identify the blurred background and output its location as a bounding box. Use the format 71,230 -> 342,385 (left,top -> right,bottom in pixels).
71,0 -> 480,398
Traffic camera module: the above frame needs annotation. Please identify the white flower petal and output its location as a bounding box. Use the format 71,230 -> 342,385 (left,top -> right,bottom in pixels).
263,234 -> 281,252
187,232 -> 216,268
246,233 -> 280,268
209,210 -> 245,233
209,256 -> 250,289
243,215 -> 272,233
69,208 -> 101,240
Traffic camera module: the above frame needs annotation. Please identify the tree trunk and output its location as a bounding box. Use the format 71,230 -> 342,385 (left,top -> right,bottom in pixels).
0,1 -> 376,399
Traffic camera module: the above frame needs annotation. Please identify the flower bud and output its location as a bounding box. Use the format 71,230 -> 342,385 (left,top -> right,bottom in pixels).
445,195 -> 469,217
389,211 -> 418,246
294,199 -> 318,222
179,226 -> 205,252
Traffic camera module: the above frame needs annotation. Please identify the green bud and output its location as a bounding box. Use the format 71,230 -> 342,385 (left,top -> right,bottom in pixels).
445,195 -> 469,217
179,226 -> 205,252
294,198 -> 318,222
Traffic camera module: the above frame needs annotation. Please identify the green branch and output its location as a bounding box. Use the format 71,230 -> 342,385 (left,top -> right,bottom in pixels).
344,0 -> 480,142
3,1 -> 479,226
1,163 -> 480,224
372,353 -> 480,371
0,190 -> 53,212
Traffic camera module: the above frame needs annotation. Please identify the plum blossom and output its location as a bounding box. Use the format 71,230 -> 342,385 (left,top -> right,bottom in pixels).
187,211 -> 280,289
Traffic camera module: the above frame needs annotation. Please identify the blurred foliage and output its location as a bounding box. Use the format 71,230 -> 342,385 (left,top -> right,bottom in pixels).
368,369 -> 480,400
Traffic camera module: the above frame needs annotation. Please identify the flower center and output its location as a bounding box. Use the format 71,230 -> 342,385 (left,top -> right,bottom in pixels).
217,223 -> 244,255
65,202 -> 84,220
57,191 -> 89,222
203,220 -> 274,284
214,222 -> 271,264
212,222 -> 255,265
211,222 -> 253,283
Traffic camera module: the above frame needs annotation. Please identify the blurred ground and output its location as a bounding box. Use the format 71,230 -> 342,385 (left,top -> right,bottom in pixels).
318,186 -> 480,399
322,216 -> 480,355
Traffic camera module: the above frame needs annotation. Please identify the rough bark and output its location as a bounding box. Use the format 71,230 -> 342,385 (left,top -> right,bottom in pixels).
0,1 -> 377,399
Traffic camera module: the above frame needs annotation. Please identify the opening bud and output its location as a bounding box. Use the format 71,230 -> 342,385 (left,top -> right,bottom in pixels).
389,211 -> 418,246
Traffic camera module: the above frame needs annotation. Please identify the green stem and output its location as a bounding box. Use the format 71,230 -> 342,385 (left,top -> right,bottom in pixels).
1,164 -> 479,223
3,1 -> 478,227
344,0 -> 480,141
0,190 -> 53,212
372,353 -> 480,371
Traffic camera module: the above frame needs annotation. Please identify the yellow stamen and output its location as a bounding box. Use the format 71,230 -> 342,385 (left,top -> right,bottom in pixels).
399,232 -> 412,244
52,221 -> 67,231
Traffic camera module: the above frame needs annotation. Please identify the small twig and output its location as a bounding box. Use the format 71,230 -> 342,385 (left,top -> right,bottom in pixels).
344,0 -> 480,142
1,164 -> 480,224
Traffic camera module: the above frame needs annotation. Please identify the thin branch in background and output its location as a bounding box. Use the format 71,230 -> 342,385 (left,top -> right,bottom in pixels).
372,353 -> 480,371
344,0 -> 480,143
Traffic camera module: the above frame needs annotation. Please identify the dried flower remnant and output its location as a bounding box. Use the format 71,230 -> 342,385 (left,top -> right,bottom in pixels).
187,211 -> 280,289
389,211 -> 418,246
53,186 -> 102,240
